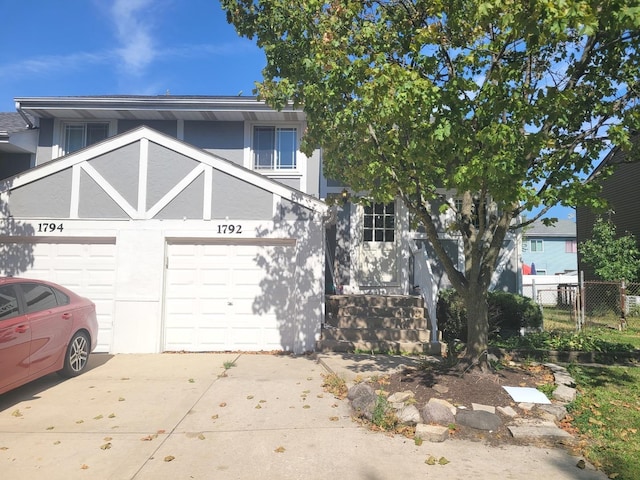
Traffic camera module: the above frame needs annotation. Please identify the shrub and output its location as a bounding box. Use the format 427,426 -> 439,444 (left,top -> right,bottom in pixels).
437,289 -> 543,346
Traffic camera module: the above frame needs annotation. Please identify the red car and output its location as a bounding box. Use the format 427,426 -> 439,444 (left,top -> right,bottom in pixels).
0,277 -> 98,395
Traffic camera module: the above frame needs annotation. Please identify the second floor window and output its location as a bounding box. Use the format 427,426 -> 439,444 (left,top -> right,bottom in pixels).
530,239 -> 544,252
253,126 -> 297,169
64,122 -> 109,154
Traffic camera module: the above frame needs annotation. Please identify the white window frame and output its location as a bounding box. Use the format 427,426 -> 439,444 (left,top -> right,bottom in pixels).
530,239 -> 544,253
243,123 -> 304,173
53,119 -> 116,159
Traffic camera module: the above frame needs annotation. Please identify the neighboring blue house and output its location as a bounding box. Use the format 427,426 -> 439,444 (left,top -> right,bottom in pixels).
522,219 -> 577,275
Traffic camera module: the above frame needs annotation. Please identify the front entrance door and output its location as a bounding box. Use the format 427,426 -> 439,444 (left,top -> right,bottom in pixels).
358,201 -> 398,285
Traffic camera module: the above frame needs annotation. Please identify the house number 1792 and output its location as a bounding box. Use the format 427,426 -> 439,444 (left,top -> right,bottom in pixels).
37,223 -> 64,232
217,224 -> 242,234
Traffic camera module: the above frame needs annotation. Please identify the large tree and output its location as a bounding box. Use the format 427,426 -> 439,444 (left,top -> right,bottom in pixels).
222,0 -> 640,369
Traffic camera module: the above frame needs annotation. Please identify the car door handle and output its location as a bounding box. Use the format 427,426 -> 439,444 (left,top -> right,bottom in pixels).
15,325 -> 30,333
62,313 -> 72,319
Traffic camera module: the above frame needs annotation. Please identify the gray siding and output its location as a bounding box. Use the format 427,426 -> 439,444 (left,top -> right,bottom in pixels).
184,121 -> 244,165
211,170 -> 273,220
306,149 -> 321,197
78,169 -> 129,218
89,143 -> 140,208
8,169 -> 72,217
35,118 -> 54,165
156,173 -> 205,219
147,142 -> 199,208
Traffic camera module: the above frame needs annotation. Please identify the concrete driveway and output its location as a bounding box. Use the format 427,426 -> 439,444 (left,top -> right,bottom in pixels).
0,353 -> 607,480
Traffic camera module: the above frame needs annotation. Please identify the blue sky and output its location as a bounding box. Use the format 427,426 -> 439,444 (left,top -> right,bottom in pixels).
0,0 -> 575,221
0,0 -> 265,111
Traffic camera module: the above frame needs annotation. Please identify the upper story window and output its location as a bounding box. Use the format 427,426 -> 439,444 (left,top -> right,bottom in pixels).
530,239 -> 544,252
253,126 -> 297,169
565,240 -> 577,253
63,122 -> 110,154
364,202 -> 395,242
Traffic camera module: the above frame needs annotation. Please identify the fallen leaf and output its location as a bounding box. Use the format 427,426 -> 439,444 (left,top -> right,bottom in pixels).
80,464 -> 89,470
0,447 -> 9,450
94,415 -> 103,420
303,405 -> 311,409
46,426 -> 55,430
164,455 -> 175,462
141,435 -> 156,441
100,443 -> 112,450
53,441 -> 61,445
108,413 -> 116,418
11,409 -> 22,417
188,378 -> 195,383
103,437 -> 112,441
255,404 -> 262,409
76,420 -> 84,424
118,397 -> 125,402
197,433 -> 205,440
329,416 -> 339,421
246,395 -> 254,400
121,377 -> 130,381
274,446 -> 285,453
211,414 -> 219,420
425,455 -> 437,465
438,457 -> 450,465
219,402 -> 227,407
157,429 -> 166,434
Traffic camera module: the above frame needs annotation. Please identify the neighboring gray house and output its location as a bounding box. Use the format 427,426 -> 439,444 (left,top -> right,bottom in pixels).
576,134 -> 640,280
0,95 -> 521,354
522,219 -> 577,275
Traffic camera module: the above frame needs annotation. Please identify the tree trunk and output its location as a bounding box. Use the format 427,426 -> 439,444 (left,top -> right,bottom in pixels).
462,283 -> 490,371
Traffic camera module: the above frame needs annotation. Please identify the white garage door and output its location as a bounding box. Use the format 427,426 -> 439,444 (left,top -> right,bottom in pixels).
0,238 -> 116,352
164,239 -> 296,352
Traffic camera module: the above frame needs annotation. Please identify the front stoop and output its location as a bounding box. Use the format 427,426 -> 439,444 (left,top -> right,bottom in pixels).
317,294 -> 441,355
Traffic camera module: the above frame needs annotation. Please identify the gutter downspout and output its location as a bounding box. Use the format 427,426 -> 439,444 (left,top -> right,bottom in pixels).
15,101 -> 36,129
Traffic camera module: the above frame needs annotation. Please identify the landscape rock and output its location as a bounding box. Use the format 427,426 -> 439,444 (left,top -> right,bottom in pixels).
455,410 -> 502,431
415,424 -> 449,442
421,399 -> 456,425
348,383 -> 377,419
554,372 -> 576,387
472,403 -> 496,414
432,384 -> 449,394
553,384 -> 577,403
508,419 -> 572,440
497,406 -> 518,418
539,404 -> 568,421
396,404 -> 421,425
387,391 -> 413,403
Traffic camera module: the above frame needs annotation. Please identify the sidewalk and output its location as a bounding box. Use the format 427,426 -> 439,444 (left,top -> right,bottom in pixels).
0,353 -> 607,480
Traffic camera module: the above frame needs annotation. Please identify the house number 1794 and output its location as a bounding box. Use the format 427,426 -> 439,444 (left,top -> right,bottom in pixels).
217,224 -> 242,234
38,223 -> 64,232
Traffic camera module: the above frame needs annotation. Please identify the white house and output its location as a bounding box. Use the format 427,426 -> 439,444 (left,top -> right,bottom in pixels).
0,96 -> 520,354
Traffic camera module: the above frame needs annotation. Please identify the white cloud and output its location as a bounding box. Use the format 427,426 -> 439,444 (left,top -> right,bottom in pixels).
110,0 -> 157,76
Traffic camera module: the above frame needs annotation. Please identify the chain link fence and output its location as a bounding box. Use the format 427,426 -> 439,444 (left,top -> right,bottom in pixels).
582,280 -> 640,329
533,279 -> 640,331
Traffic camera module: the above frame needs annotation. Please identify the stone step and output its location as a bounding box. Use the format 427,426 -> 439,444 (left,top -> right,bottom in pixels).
322,327 -> 431,343
325,315 -> 427,330
315,339 -> 427,355
326,294 -> 425,309
335,305 -> 426,319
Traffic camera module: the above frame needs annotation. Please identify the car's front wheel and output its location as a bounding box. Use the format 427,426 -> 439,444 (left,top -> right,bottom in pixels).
59,331 -> 91,377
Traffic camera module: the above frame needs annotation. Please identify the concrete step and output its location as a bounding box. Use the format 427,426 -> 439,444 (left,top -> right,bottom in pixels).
325,315 -> 427,329
322,327 -> 431,343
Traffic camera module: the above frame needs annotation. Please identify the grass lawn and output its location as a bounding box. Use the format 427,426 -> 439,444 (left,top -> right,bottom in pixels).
501,307 -> 640,478
542,306 -> 640,349
567,365 -> 640,480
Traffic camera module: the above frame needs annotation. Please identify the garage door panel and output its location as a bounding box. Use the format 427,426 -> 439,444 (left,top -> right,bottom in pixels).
1,240 -> 116,353
164,242 -> 295,352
